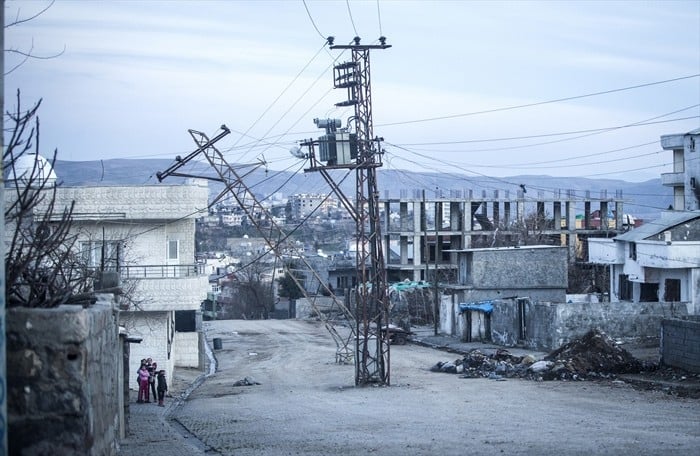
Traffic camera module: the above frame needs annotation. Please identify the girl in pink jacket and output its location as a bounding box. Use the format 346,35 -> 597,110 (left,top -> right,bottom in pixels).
137,364 -> 151,403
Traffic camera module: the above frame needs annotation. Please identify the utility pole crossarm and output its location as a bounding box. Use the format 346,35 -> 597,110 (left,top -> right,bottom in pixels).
156,125 -> 231,182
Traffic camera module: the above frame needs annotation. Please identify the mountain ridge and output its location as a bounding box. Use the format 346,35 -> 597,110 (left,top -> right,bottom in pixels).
53,159 -> 671,220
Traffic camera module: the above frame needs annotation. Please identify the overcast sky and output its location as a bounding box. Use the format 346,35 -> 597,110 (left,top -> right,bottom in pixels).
5,0 -> 700,182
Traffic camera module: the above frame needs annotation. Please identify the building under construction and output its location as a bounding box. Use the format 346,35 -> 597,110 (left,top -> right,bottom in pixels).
380,188 -> 627,284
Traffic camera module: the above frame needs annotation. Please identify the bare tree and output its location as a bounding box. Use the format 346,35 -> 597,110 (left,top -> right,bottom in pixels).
4,91 -> 93,307
4,0 -> 65,75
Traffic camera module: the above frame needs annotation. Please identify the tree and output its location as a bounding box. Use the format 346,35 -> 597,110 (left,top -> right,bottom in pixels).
277,265 -> 304,301
4,0 -> 65,76
4,91 -> 94,307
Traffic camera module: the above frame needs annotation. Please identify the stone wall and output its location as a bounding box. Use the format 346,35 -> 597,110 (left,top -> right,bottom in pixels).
661,317 -> 700,373
7,297 -> 121,455
442,298 -> 691,351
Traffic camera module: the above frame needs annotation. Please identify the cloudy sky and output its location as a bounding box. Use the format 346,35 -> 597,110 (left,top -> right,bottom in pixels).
5,0 -> 700,182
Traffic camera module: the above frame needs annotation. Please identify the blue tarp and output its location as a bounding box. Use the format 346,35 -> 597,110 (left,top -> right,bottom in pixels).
458,301 -> 494,314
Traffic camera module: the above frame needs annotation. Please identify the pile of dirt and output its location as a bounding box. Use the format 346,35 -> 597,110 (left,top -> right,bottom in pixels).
542,329 -> 643,379
431,329 -> 645,382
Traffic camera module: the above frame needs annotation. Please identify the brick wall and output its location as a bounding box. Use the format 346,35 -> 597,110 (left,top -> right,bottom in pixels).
661,317 -> 700,373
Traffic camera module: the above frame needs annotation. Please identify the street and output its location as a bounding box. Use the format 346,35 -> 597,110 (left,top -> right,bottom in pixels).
166,320 -> 700,455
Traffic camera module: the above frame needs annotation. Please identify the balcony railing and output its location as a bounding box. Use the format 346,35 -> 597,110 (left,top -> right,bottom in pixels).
119,264 -> 203,279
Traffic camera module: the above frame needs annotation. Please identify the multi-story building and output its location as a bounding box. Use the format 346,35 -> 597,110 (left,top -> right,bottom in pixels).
44,177 -> 210,383
380,189 -> 624,283
288,193 -> 338,220
588,129 -> 700,315
661,128 -> 700,211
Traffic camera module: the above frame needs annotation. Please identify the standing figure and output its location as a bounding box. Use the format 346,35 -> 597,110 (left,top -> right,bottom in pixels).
156,370 -> 168,407
137,363 -> 150,403
149,362 -> 158,403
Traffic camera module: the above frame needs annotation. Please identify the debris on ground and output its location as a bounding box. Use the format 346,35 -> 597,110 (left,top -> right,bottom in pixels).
542,329 -> 643,380
430,329 -> 645,382
233,377 -> 261,387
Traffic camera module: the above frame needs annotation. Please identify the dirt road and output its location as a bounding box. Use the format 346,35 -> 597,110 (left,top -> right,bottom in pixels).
173,320 -> 699,455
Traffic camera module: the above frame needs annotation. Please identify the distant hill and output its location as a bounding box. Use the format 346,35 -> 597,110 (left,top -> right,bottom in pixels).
53,159 -> 670,221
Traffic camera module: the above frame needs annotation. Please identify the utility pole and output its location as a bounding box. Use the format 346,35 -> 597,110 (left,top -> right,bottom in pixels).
157,126 -> 357,363
303,36 -> 391,385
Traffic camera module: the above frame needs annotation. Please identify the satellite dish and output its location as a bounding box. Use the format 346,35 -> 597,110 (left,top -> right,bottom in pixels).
290,146 -> 305,159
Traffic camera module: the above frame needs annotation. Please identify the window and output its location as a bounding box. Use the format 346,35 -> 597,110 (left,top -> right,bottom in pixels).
640,283 -> 659,302
619,274 -> 632,301
664,279 -> 681,302
175,310 -> 197,332
81,241 -> 121,270
629,242 -> 637,260
168,240 -> 179,260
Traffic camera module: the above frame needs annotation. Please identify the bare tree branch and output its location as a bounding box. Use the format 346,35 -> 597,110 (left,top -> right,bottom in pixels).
4,91 -> 94,308
4,1 -> 65,75
4,0 -> 56,28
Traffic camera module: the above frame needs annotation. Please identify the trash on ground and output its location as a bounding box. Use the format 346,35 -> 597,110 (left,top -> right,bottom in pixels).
430,328 -> 644,382
233,377 -> 261,387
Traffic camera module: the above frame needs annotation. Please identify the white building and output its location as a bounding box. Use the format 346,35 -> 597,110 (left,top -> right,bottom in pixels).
588,211 -> 700,315
661,128 -> 700,211
45,179 -> 210,384
289,193 -> 337,220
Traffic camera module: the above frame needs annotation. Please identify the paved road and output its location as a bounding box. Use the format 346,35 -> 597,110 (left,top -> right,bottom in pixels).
154,320 -> 700,456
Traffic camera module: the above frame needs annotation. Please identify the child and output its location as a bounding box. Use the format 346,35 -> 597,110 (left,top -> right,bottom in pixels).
149,362 -> 158,403
137,363 -> 150,403
157,370 -> 168,407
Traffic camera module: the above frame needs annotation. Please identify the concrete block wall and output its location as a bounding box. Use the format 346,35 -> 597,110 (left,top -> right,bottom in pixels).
6,299 -> 120,455
661,317 -> 700,373
173,331 -> 201,368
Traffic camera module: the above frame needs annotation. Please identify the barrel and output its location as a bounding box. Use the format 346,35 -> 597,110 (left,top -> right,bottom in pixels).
213,337 -> 222,350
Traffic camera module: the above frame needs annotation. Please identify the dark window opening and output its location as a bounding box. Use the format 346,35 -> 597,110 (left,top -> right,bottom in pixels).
175,310 -> 196,332
664,279 -> 681,302
640,283 -> 659,302
619,275 -> 633,300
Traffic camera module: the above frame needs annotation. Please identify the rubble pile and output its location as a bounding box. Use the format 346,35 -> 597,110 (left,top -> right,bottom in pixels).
542,329 -> 643,380
430,329 -> 644,382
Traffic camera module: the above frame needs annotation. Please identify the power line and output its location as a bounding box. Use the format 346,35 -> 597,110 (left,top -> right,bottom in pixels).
302,0 -> 326,40
396,114 -> 699,147
377,74 -> 700,127
376,0 -> 383,37
346,0 -> 359,36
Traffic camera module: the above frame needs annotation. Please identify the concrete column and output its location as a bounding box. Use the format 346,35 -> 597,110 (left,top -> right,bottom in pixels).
600,201 -> 609,230
553,202 -> 562,230
413,200 -> 422,268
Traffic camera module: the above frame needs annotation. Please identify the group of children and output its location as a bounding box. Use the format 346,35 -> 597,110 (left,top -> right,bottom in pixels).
136,357 -> 168,406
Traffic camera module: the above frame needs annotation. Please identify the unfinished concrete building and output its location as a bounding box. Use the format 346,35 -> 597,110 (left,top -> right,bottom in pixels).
381,188 -> 626,284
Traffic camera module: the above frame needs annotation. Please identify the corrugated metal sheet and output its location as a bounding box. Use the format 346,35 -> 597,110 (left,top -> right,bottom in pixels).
615,211 -> 700,242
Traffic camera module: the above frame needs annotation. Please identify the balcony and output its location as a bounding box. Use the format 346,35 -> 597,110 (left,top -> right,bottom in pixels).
118,264 -> 209,312
661,172 -> 684,187
119,264 -> 202,279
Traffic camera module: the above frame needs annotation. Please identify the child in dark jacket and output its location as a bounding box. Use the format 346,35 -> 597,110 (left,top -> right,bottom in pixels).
157,370 -> 168,407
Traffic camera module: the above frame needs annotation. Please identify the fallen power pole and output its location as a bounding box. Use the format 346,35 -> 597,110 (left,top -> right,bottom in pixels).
156,126 -> 357,364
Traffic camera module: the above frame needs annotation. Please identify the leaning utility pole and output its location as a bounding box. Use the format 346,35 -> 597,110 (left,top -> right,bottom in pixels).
156,127 -> 357,364
303,36 -> 391,385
